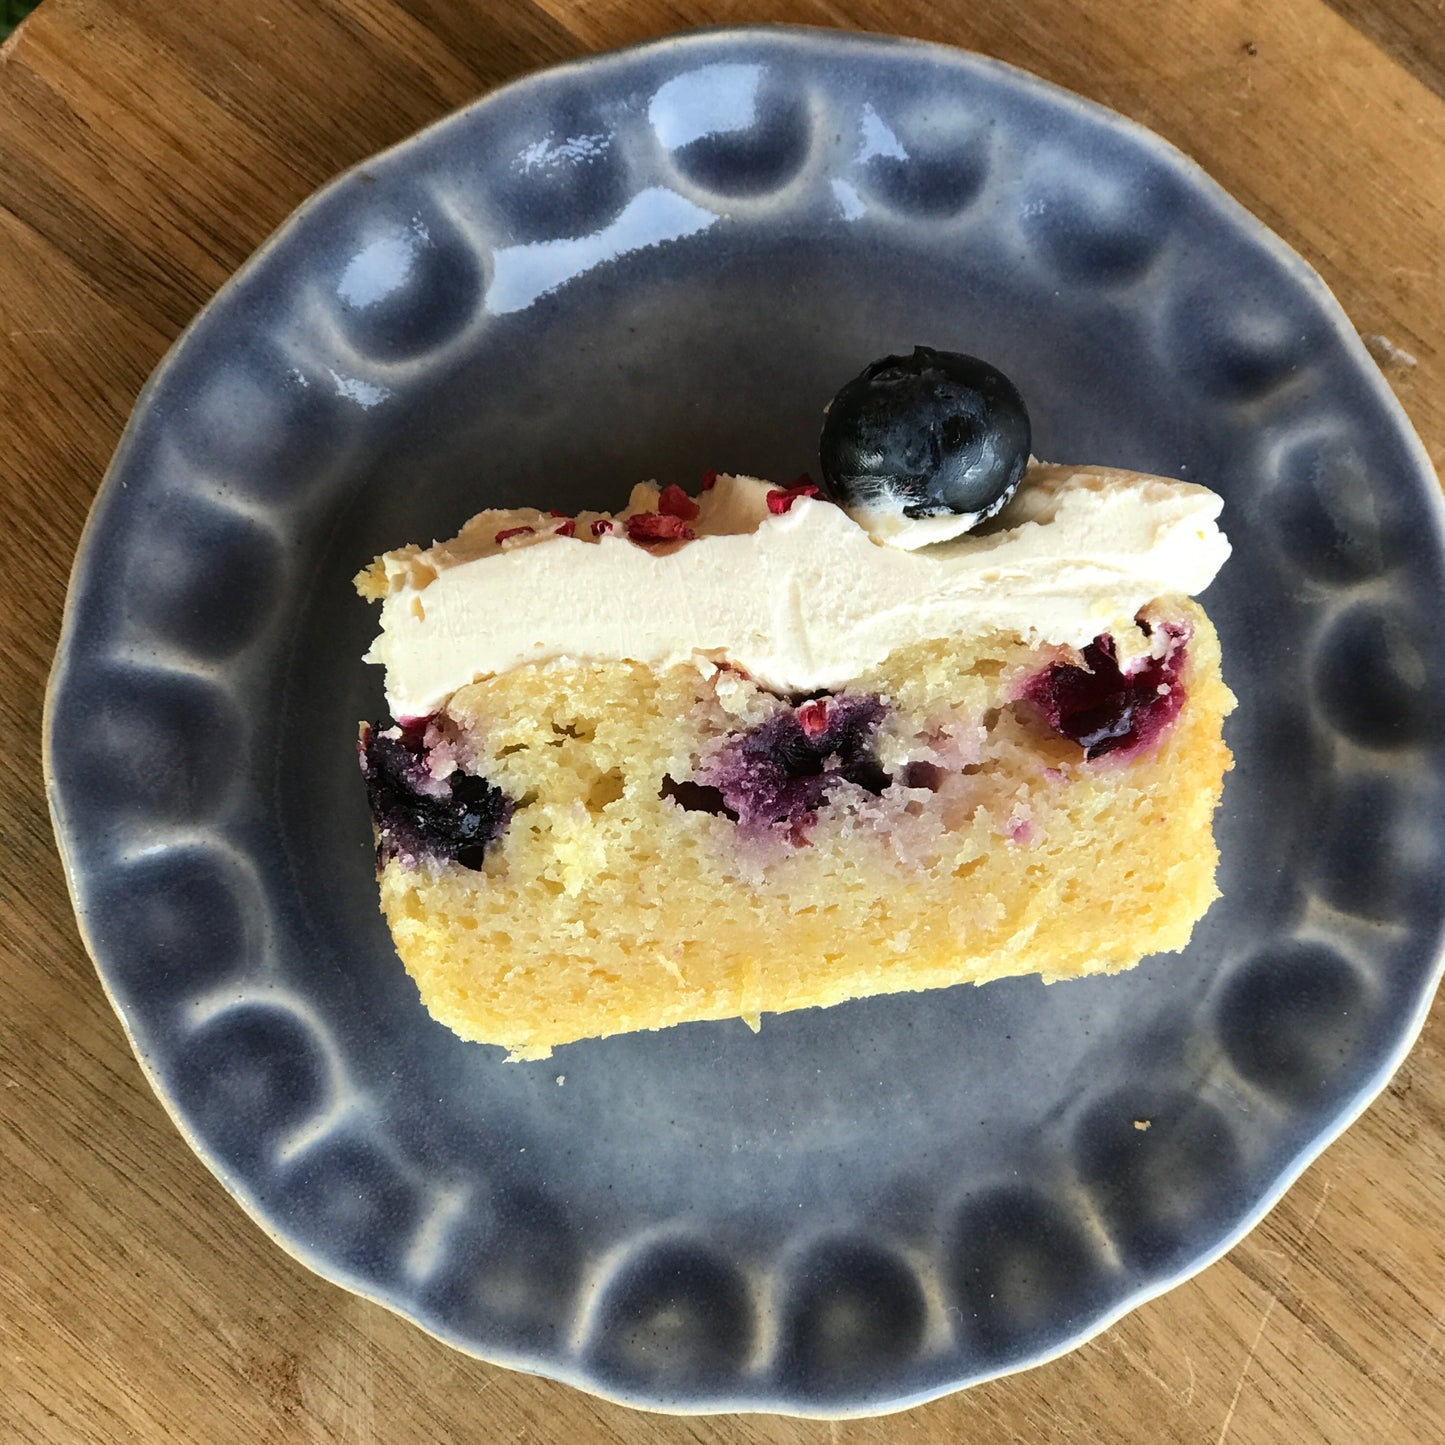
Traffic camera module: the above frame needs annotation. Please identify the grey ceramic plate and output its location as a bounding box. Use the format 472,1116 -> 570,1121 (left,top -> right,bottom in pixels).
46,25 -> 1445,1416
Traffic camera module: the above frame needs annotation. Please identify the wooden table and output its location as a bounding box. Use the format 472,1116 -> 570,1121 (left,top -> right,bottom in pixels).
4,1 -> 1443,1441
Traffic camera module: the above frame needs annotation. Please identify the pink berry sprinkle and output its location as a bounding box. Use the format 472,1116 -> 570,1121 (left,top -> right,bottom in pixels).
700,469 -> 720,491
766,481 -> 821,515
553,518 -> 576,537
657,484 -> 701,521
796,698 -> 830,738
494,525 -> 535,544
626,512 -> 695,544
591,518 -> 615,537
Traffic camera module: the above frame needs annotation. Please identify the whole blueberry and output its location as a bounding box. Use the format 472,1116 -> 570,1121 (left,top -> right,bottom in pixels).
819,347 -> 1031,524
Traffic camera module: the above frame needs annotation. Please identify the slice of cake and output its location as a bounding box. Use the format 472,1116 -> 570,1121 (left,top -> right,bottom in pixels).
355,350 -> 1233,1059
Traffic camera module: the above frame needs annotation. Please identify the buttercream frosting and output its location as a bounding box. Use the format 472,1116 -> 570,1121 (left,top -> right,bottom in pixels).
358,466 -> 1229,721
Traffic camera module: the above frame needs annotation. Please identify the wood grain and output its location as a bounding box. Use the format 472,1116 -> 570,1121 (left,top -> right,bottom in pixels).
2,1 -> 1442,1442
1320,0 -> 1445,100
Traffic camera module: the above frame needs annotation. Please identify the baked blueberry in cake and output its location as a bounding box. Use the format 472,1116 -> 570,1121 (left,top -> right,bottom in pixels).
355,349 -> 1234,1059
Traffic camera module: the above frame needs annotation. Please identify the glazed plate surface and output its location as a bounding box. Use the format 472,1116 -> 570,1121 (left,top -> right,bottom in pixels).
46,27 -> 1445,1414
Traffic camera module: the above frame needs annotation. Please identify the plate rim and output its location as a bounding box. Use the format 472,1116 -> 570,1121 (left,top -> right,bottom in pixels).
43,22 -> 1445,1418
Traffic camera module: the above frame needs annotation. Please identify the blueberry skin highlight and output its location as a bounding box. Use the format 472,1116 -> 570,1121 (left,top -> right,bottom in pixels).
819,347 -> 1032,525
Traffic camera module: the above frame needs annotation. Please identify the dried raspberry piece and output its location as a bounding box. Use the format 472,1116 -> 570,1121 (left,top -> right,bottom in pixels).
766,481 -> 821,515
591,518 -> 615,537
796,698 -> 829,738
657,484 -> 701,521
626,513 -> 695,544
494,525 -> 535,544
548,509 -> 569,518
553,518 -> 576,537
700,469 -> 720,491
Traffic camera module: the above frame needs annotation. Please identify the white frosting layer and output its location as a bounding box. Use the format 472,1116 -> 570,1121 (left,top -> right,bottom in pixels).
360,466 -> 1229,720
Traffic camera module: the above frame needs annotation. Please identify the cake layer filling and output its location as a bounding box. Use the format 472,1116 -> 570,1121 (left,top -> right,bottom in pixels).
358,467 -> 1229,720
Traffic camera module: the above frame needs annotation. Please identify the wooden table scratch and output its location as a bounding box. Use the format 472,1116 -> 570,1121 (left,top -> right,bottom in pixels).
1215,1183 -> 1333,1444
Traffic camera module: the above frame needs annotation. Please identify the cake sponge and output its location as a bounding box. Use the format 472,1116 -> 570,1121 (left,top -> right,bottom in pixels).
365,599 -> 1232,1059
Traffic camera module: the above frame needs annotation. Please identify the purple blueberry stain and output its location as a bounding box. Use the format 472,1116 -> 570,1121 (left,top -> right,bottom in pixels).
1022,620 -> 1190,760
687,693 -> 890,836
359,719 -> 513,870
